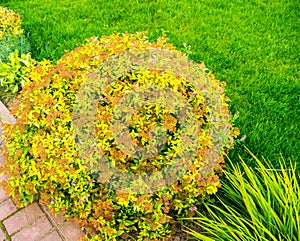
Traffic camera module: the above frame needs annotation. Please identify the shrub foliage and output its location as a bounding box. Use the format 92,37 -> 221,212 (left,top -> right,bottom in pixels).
0,33 -> 239,240
0,6 -> 23,40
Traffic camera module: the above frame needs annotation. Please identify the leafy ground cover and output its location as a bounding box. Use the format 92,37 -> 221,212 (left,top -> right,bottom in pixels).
1,0 -> 299,168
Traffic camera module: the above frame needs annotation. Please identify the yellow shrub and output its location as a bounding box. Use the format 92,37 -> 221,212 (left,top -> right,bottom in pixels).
0,6 -> 23,40
0,32 -> 239,241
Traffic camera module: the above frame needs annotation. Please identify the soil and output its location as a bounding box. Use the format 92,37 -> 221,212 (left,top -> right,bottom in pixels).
169,221 -> 202,241
120,220 -> 203,241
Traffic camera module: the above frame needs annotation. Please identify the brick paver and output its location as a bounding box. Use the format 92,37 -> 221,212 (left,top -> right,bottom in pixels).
43,205 -> 84,240
0,199 -> 17,221
0,172 -> 8,183
57,221 -> 84,241
4,203 -> 44,235
42,205 -> 65,226
39,230 -> 63,241
0,188 -> 7,203
11,216 -> 52,241
0,101 -> 15,124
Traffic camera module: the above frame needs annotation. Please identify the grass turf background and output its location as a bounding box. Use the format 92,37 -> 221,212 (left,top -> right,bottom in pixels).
1,0 -> 299,168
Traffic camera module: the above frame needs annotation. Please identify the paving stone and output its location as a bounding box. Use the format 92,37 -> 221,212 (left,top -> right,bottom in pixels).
0,228 -> 6,241
58,221 -> 84,241
0,199 -> 17,221
42,204 -> 84,240
0,173 -> 9,183
11,216 -> 53,241
0,101 -> 15,124
39,230 -> 63,241
0,188 -> 7,203
42,205 -> 66,226
4,203 -> 44,235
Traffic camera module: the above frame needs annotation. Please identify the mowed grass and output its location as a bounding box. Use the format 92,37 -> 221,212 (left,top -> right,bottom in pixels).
1,0 -> 299,168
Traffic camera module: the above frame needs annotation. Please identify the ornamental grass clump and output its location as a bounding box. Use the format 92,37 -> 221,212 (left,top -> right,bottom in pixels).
0,32 -> 239,241
183,148 -> 300,241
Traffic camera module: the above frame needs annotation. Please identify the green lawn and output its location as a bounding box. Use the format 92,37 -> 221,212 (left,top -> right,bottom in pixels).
1,0 -> 299,168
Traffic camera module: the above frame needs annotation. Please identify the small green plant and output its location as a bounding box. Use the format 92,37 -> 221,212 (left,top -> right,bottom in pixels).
0,6 -> 23,40
0,50 -> 36,94
0,6 -> 32,104
0,34 -> 31,63
183,148 -> 300,241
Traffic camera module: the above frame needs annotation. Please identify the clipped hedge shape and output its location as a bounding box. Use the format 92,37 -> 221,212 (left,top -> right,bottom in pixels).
0,33 -> 239,241
0,6 -> 23,40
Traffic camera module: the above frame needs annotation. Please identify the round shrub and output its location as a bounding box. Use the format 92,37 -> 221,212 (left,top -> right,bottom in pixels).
0,6 -> 23,40
0,33 -> 239,241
